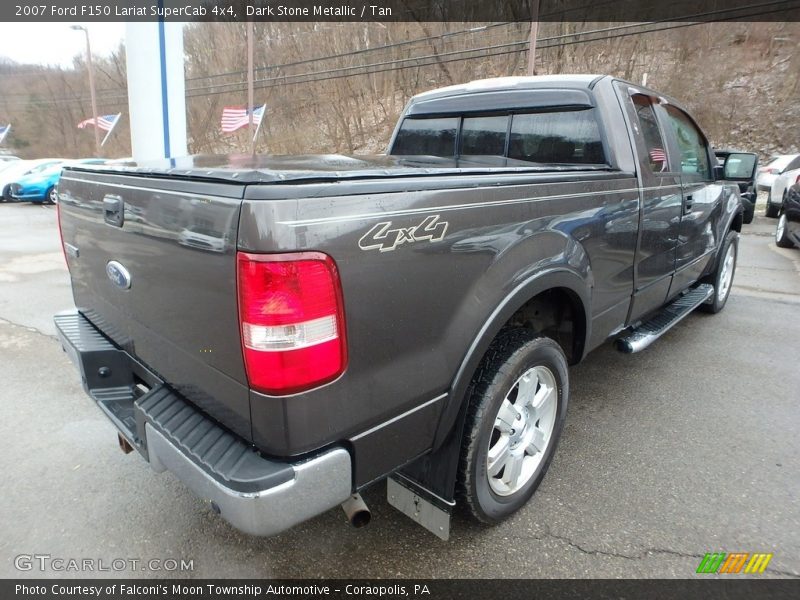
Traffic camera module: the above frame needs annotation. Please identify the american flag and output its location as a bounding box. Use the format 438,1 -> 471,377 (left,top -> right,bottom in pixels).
77,114 -> 120,132
221,104 -> 265,133
649,148 -> 668,171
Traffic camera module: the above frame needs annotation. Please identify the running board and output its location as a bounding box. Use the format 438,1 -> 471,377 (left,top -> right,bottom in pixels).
616,284 -> 714,354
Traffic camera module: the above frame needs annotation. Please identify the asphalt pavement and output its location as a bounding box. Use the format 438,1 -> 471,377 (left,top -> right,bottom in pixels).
1,199 -> 798,579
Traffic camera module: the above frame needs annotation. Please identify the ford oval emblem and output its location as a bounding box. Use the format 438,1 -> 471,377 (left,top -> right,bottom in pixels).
106,261 -> 131,290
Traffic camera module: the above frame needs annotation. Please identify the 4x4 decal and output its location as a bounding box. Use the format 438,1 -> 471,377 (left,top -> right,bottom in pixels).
359,215 -> 449,252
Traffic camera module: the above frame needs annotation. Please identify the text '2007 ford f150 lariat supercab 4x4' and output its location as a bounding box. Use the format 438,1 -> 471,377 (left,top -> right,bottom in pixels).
55,75 -> 745,540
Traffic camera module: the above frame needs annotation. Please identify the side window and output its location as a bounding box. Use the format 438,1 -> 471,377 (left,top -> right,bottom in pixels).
664,106 -> 711,179
630,94 -> 669,173
459,115 -> 508,157
391,117 -> 458,157
508,110 -> 605,165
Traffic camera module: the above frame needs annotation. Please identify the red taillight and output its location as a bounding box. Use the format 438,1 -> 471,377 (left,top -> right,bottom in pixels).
56,201 -> 69,270
795,174 -> 800,185
236,251 -> 347,395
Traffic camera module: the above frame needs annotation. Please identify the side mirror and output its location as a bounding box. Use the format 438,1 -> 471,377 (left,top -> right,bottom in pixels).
722,152 -> 758,181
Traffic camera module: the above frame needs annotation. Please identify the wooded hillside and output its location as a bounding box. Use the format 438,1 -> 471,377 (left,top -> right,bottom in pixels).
0,21 -> 797,160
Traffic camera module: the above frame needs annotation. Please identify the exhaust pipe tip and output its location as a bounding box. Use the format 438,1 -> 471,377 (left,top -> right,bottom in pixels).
341,493 -> 371,528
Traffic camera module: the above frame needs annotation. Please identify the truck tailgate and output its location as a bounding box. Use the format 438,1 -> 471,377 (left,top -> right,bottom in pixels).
57,170 -> 253,441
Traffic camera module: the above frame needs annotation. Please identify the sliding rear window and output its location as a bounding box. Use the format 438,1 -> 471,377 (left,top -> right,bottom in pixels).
391,108 -> 605,165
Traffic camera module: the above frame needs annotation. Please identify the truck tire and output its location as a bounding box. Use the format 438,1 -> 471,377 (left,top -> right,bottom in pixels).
776,213 -> 794,248
700,230 -> 738,314
765,198 -> 780,218
743,203 -> 755,225
458,329 -> 568,524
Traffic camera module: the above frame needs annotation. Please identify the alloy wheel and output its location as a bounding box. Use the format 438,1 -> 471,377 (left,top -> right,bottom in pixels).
487,366 -> 558,496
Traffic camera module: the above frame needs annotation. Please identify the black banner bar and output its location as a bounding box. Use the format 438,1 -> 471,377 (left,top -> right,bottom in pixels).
5,579 -> 800,600
3,0 -> 800,22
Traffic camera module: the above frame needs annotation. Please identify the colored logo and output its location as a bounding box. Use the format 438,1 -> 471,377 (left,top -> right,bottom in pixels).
696,552 -> 773,574
106,261 -> 132,290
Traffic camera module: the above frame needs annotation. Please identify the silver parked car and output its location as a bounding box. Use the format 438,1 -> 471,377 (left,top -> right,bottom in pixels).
766,166 -> 800,218
758,154 -> 800,195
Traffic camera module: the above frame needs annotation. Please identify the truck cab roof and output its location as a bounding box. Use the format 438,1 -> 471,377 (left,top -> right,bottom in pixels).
411,74 -> 607,103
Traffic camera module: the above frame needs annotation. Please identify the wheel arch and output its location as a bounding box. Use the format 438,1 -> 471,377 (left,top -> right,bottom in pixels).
434,268 -> 590,450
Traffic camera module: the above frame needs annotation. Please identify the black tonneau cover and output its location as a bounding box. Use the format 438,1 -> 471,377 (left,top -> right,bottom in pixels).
64,153 -> 613,186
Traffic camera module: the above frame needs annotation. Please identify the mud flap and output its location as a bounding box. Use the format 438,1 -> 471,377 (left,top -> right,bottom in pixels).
387,475 -> 453,541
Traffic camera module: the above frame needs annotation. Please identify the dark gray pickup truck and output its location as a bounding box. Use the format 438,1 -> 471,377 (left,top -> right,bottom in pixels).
55,75 -> 745,540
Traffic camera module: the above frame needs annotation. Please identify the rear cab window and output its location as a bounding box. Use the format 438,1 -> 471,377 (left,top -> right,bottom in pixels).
391,117 -> 459,157
459,115 -> 508,157
390,94 -> 607,166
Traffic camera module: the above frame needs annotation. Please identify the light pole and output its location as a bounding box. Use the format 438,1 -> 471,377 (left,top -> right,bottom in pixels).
71,25 -> 101,155
527,0 -> 540,76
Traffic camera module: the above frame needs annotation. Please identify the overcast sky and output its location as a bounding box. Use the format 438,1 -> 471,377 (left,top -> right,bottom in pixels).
0,23 -> 126,67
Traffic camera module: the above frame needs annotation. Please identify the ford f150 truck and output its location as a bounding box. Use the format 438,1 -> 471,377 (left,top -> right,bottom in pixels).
55,75 -> 744,540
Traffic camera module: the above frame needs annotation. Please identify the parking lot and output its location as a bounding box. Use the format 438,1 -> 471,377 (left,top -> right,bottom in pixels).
1,199 -> 798,579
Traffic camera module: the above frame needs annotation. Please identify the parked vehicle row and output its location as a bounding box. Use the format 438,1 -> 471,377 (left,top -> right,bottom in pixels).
757,153 -> 800,218
775,179 -> 800,250
0,157 -> 106,204
767,164 -> 800,220
0,159 -> 65,202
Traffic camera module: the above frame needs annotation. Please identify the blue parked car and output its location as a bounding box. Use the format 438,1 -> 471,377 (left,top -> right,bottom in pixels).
11,158 -> 106,204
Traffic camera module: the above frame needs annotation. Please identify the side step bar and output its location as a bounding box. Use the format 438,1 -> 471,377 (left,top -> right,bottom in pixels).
616,284 -> 714,353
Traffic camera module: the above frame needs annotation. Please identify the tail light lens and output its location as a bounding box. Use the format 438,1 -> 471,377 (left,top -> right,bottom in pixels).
237,251 -> 347,395
795,174 -> 800,185
56,200 -> 69,270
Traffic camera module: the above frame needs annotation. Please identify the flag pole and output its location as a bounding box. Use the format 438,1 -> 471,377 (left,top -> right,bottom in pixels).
247,20 -> 255,154
252,105 -> 265,149
101,114 -> 122,147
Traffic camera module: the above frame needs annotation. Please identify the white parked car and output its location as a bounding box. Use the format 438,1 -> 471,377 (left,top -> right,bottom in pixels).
767,166 -> 800,218
178,226 -> 226,253
757,154 -> 800,194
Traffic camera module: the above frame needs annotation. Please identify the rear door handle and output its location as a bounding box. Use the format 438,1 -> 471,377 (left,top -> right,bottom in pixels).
103,194 -> 124,227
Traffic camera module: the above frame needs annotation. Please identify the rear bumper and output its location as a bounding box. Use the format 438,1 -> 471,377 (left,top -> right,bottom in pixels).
54,311 -> 353,536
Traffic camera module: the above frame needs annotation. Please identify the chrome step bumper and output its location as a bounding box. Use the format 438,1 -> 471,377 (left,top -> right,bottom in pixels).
54,310 -> 353,537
